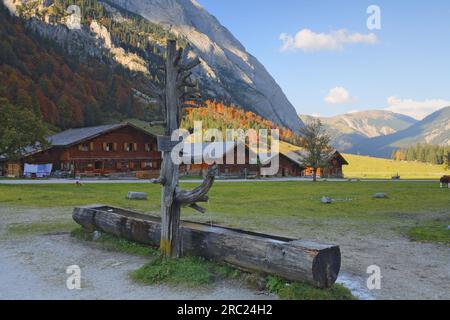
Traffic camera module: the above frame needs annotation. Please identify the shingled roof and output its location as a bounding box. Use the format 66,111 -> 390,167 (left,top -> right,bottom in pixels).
48,124 -> 124,147
46,121 -> 162,147
1,122 -> 161,160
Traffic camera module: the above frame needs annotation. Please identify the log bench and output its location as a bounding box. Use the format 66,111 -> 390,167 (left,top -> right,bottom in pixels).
72,205 -> 341,288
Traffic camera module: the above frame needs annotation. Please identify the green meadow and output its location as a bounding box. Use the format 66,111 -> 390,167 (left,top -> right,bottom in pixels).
343,153 -> 448,179
1,180 -> 449,243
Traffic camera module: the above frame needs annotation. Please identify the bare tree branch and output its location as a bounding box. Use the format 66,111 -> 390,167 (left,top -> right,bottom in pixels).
147,81 -> 164,101
188,203 -> 206,214
173,47 -> 183,66
177,71 -> 192,83
180,57 -> 201,72
175,165 -> 217,206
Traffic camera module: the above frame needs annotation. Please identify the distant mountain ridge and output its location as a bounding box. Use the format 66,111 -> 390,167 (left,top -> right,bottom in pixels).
347,106 -> 450,158
300,110 -> 417,151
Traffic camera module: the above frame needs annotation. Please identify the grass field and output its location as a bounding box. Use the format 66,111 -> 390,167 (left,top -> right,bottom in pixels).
1,181 -> 449,243
342,153 -> 448,179
1,180 -> 448,299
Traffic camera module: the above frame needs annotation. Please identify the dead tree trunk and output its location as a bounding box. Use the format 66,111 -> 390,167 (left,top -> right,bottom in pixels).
149,40 -> 212,259
159,40 -> 182,258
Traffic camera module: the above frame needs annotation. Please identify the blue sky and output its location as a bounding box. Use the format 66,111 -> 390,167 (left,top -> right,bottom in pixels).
199,0 -> 450,119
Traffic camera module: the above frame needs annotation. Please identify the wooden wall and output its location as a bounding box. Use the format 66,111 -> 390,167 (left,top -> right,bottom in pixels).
23,125 -> 161,176
1,162 -> 21,177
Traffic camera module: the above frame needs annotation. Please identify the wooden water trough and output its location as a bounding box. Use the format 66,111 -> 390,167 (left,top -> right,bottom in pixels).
73,205 -> 341,288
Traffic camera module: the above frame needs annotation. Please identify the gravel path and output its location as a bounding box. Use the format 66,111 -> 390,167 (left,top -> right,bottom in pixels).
0,206 -> 448,300
0,207 -> 276,300
0,234 -> 274,300
335,234 -> 450,300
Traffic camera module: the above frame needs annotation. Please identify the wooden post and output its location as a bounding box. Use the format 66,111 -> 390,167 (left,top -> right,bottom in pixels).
160,40 -> 182,258
149,40 -> 213,259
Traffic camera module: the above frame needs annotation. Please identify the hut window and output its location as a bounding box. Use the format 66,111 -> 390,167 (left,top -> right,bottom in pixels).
103,143 -> 115,152
94,161 -> 102,170
145,143 -> 153,152
79,143 -> 91,152
141,161 -> 152,169
124,143 -> 137,152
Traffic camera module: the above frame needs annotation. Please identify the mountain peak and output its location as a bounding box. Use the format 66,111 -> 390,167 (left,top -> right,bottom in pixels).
109,0 -> 304,131
190,0 -> 203,9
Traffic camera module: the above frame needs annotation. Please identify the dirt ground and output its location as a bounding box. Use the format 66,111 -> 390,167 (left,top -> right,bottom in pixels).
0,207 -> 277,300
0,206 -> 449,300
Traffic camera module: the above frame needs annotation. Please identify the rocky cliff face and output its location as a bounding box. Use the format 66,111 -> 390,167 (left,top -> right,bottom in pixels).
4,0 -> 303,131
107,0 -> 304,131
3,0 -> 150,72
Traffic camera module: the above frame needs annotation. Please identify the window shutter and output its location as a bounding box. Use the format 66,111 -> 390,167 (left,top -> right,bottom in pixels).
134,143 -> 137,151
123,143 -> 127,151
102,143 -> 107,151
90,142 -> 94,151
78,145 -> 82,151
113,143 -> 117,151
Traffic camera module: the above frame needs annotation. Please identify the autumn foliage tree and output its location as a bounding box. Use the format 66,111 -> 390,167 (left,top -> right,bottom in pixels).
0,4 -> 153,130
182,100 -> 301,144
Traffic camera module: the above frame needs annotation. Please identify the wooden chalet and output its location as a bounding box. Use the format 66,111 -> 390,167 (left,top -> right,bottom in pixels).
0,122 -> 162,178
276,141 -> 348,178
180,140 -> 348,179
179,142 -> 260,178
0,123 -> 348,179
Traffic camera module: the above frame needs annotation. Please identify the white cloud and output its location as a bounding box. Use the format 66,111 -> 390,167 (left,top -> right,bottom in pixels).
325,87 -> 354,104
347,109 -> 360,114
280,29 -> 377,52
385,96 -> 450,120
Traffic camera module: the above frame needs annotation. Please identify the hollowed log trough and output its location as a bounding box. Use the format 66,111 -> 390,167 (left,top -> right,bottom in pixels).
73,205 -> 341,288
